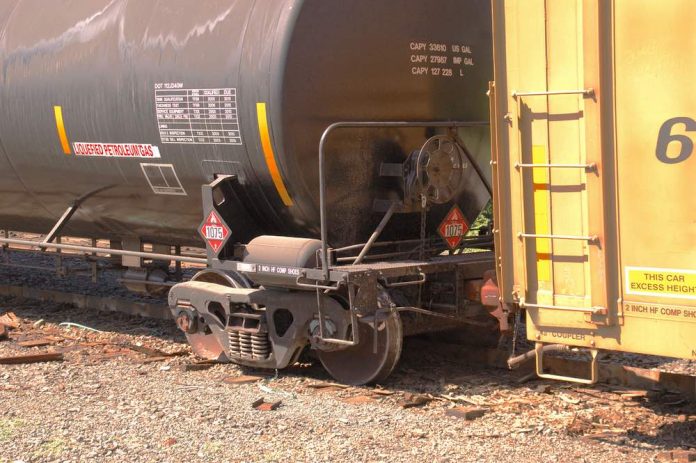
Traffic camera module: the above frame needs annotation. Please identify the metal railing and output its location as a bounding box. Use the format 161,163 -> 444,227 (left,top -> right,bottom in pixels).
0,237 -> 207,265
317,120 -> 489,281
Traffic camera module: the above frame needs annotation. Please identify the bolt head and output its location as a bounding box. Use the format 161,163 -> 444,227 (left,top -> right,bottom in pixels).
175,311 -> 197,334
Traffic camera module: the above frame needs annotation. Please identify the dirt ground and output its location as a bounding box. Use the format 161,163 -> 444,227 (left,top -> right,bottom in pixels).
1,296 -> 694,463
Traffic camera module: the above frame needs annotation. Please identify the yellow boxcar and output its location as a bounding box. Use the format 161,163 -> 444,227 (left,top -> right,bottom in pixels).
491,0 -> 695,382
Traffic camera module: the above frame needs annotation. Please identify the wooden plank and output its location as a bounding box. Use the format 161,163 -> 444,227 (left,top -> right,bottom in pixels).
0,352 -> 64,364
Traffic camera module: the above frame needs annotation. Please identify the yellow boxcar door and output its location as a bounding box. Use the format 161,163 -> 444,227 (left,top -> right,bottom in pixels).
493,0 -> 696,367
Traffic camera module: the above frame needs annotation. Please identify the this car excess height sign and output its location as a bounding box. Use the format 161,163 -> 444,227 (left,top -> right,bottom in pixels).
199,210 -> 231,254
438,205 -> 469,249
155,84 -> 242,145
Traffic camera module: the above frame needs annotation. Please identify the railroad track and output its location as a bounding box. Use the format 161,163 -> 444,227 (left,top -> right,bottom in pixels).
1,235 -> 695,401
1,282 -> 694,402
0,285 -> 170,320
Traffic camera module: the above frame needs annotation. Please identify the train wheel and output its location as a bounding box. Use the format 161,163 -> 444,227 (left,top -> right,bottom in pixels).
181,332 -> 227,362
317,311 -> 403,385
181,270 -> 249,362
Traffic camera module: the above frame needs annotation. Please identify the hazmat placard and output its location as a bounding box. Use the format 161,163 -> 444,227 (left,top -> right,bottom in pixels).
625,267 -> 696,301
437,205 -> 469,249
199,210 -> 231,254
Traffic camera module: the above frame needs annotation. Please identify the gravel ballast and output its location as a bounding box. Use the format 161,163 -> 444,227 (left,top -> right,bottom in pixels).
1,297 -> 695,463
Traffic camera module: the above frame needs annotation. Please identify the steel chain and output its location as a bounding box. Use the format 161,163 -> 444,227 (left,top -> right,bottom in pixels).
511,309 -> 521,357
419,194 -> 427,261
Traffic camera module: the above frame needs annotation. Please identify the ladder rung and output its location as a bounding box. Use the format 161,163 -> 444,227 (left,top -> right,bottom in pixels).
518,232 -> 599,244
521,301 -> 607,315
512,88 -> 594,98
515,162 -> 596,171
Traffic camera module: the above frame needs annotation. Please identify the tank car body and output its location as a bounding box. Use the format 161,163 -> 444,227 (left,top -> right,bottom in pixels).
0,0 -> 492,248
0,0 -> 501,385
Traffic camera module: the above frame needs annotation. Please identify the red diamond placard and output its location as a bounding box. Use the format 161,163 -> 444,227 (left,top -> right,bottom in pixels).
438,205 -> 469,249
199,210 -> 231,254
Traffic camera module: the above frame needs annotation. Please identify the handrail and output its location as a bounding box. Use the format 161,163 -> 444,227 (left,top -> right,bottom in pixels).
512,89 -> 594,98
0,237 -> 207,265
317,120 -> 489,281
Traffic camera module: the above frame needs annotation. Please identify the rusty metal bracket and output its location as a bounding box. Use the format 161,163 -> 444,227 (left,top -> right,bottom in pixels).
312,283 -> 360,347
42,185 -> 116,245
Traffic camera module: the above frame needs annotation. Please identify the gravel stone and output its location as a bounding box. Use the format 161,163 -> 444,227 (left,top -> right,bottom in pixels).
0,298 -> 693,462
0,241 -> 694,462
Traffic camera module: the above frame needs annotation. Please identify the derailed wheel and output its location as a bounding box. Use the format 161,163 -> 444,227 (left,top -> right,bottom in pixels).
175,305 -> 228,362
178,269 -> 249,362
184,332 -> 228,362
317,311 -> 403,385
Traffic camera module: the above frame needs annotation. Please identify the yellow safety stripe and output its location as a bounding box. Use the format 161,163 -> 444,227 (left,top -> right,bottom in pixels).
54,106 -> 71,155
532,145 -> 551,283
256,102 -> 293,207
